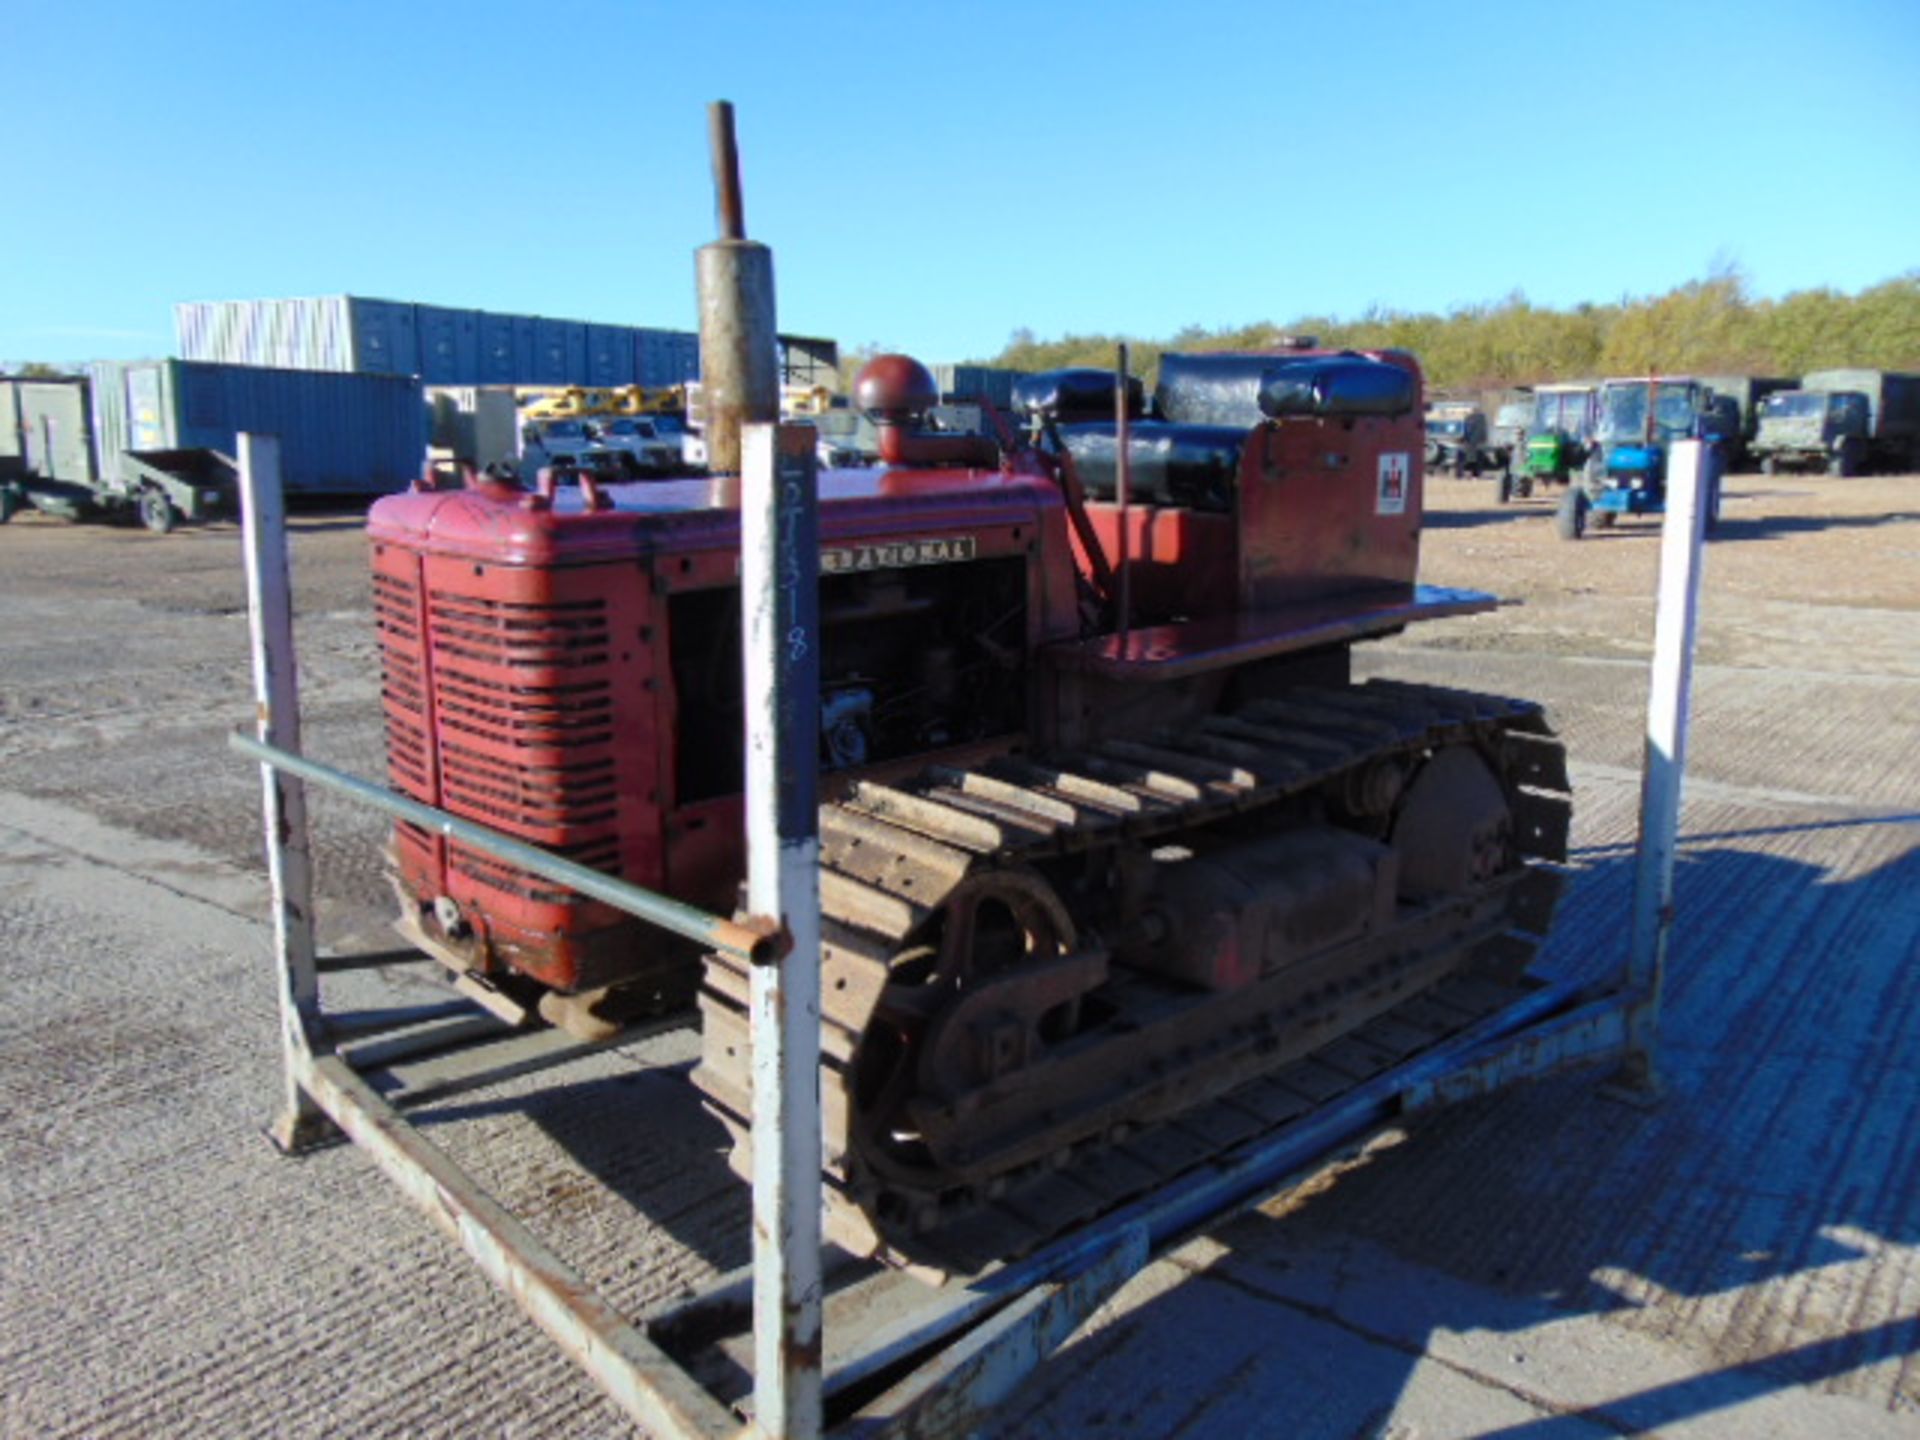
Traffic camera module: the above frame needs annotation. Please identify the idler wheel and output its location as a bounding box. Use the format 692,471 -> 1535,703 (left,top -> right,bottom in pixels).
1390,746 -> 1513,900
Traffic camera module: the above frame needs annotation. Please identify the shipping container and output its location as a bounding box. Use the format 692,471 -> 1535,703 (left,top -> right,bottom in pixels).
477,312 -> 520,385
349,298 -> 419,375
89,360 -> 423,495
636,328 -> 701,386
178,296 -> 420,377
178,298 -> 716,388
524,318 -> 579,385
417,305 -> 482,385
585,325 -> 625,388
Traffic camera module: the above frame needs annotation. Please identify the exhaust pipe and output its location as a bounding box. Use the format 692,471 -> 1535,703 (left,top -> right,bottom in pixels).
695,100 -> 780,476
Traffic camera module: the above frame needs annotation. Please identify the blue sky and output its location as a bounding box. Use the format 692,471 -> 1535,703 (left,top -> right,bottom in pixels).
2,0 -> 1915,366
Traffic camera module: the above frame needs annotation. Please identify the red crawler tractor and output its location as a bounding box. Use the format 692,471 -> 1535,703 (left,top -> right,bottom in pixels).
368,347 -> 1570,1271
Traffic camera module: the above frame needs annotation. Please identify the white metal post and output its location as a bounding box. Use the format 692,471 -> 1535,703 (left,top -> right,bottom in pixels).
1618,438 -> 1713,1096
742,421 -> 824,1439
238,432 -> 332,1150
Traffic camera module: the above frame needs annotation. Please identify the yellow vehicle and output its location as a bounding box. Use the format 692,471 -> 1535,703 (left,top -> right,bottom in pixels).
781,383 -> 834,417
611,384 -> 688,415
518,386 -> 618,419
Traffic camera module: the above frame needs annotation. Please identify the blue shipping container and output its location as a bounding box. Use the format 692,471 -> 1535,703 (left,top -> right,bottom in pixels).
586,324 -> 634,387
416,306 -> 481,385
346,298 -> 418,375
94,360 -> 424,496
176,297 -> 706,387
636,328 -> 701,386
527,319 -> 568,384
508,315 -> 540,382
477,312 -> 519,384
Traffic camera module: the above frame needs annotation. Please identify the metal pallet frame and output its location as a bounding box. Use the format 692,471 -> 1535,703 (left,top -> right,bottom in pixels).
233,430 -> 1708,1439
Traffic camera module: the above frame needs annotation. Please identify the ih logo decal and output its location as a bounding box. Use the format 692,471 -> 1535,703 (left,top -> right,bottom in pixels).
1377,453 -> 1409,516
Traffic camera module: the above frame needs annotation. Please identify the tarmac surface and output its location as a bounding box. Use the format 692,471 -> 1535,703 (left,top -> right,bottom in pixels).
1,472 -> 1916,1437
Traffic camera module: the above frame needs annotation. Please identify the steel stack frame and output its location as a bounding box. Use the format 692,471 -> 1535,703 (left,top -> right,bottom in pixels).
233,429 -> 1709,1439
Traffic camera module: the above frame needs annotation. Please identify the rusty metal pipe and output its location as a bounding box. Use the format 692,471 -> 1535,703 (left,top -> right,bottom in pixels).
708,100 -> 747,241
696,100 -> 780,477
227,733 -> 777,966
1115,343 -> 1132,644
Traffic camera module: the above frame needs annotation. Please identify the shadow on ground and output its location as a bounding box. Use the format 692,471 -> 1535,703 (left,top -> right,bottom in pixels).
993,824 -> 1920,1435
357,812 -> 1920,1434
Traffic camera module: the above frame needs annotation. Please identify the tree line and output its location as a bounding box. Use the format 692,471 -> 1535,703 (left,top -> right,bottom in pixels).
975,271 -> 1920,391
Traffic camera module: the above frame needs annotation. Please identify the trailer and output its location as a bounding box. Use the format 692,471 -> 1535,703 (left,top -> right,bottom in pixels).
0,375 -> 238,531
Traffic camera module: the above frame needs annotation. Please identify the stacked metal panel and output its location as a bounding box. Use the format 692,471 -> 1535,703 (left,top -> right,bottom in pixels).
175,297 -> 419,375
175,297 -> 711,389
88,359 -> 424,495
636,328 -> 701,386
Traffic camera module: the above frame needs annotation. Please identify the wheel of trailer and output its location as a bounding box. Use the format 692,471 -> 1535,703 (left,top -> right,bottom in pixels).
1555,487 -> 1587,540
138,487 -> 178,534
0,484 -> 18,525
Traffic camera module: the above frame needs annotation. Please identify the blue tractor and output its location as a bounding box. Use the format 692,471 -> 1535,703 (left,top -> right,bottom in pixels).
1556,377 -> 1733,539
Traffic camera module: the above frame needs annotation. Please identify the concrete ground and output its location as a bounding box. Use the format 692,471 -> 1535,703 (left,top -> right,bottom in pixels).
0,472 -> 1915,1437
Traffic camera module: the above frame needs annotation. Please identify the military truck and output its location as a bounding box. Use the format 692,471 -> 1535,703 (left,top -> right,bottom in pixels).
1697,374 -> 1794,468
1750,391 -> 1869,475
1775,370 -> 1920,475
1424,402 -> 1489,476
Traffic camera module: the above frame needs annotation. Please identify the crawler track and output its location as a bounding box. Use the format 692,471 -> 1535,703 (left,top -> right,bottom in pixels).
693,679 -> 1571,1275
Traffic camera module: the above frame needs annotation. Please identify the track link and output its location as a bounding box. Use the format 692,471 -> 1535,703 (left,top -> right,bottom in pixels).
693,679 -> 1571,1275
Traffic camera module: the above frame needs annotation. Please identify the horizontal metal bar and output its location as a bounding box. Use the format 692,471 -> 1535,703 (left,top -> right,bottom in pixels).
950,977 -> 1608,1309
340,1013 -> 509,1076
1401,994 -> 1632,1111
323,1000 -> 476,1042
840,1223 -> 1148,1437
293,1051 -> 742,1440
229,732 -> 775,966
370,1015 -> 689,1112
316,946 -> 438,974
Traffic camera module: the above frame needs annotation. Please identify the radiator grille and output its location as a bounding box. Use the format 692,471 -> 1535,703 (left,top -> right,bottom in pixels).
438,739 -> 618,829
419,587 -> 625,903
373,570 -> 433,816
450,835 -> 623,905
425,591 -> 612,668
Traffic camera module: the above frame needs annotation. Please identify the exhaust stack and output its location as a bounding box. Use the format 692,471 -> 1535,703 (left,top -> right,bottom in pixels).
695,101 -> 780,477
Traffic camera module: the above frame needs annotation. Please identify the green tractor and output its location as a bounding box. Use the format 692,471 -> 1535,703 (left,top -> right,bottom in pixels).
1499,383 -> 1597,502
